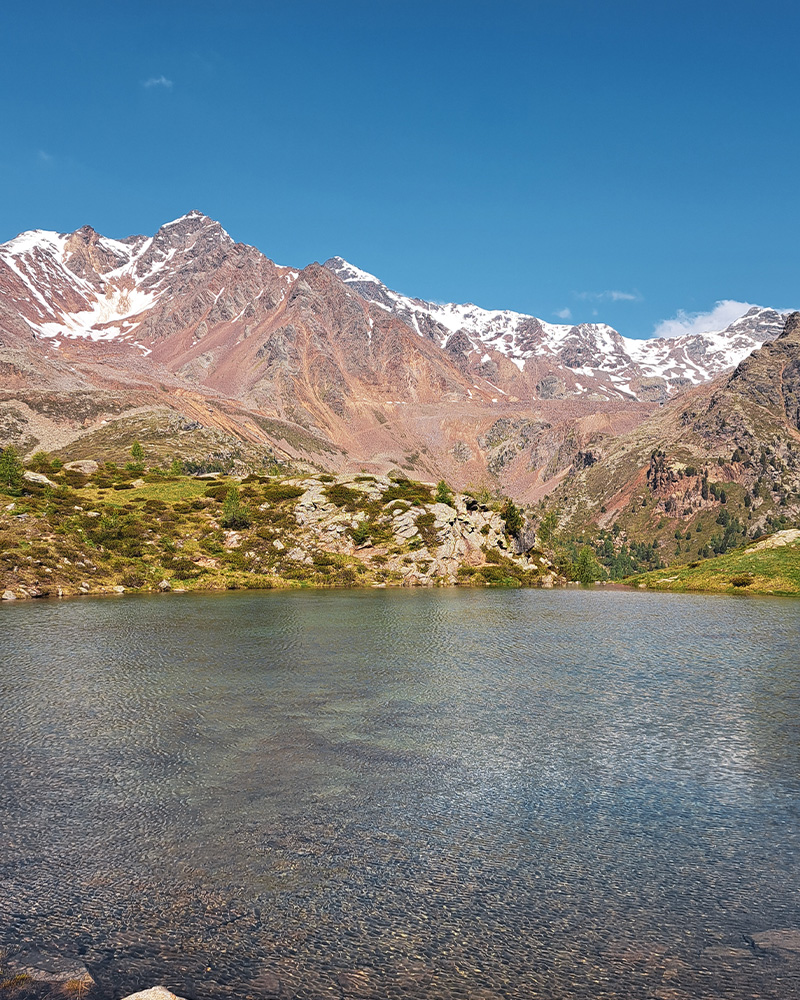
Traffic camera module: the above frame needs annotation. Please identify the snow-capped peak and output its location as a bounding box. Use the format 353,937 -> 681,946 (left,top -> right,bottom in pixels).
324,257 -> 383,285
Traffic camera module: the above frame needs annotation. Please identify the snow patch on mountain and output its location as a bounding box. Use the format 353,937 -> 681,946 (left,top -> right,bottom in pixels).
324,257 -> 789,400
0,213 -> 236,345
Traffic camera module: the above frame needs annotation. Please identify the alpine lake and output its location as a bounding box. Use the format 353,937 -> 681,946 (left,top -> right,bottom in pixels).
1,587 -> 799,1000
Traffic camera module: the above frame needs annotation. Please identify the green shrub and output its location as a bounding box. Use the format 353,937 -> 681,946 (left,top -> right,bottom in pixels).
435,480 -> 454,505
350,522 -> 371,545
415,511 -> 437,547
325,483 -> 362,510
170,557 -> 204,580
261,483 -> 304,503
382,479 -> 433,505
221,486 -> 251,529
204,484 -> 229,501
27,451 -> 62,474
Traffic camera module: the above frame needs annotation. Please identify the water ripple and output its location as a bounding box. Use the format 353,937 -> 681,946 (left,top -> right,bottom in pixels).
1,589 -> 799,999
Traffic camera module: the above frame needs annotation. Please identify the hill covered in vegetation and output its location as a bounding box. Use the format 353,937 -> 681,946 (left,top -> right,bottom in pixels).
0,450 -> 560,599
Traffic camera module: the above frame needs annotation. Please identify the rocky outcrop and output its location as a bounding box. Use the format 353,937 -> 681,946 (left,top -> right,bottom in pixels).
287,474 -> 544,586
0,470 -> 560,596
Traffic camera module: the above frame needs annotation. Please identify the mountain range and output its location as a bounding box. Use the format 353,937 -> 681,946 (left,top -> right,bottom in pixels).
0,211 -> 794,507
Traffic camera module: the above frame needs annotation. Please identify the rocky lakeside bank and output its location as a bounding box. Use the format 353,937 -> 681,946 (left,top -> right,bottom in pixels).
0,465 -> 564,601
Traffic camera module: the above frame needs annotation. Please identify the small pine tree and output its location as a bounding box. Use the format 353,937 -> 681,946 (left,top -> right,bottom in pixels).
538,509 -> 559,545
0,446 -> 24,495
221,485 -> 251,529
500,498 -> 524,536
574,546 -> 603,585
435,479 -> 455,506
130,441 -> 145,464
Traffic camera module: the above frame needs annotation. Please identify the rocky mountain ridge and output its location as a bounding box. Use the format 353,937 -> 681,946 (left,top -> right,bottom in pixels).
0,212 -> 790,500
323,256 -> 787,403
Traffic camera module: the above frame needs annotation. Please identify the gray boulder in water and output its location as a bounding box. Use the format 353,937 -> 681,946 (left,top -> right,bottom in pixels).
120,989 -> 188,1000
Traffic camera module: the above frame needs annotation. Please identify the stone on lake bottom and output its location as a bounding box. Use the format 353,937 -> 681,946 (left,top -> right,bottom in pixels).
6,949 -> 94,986
752,928 -> 800,955
119,988 -> 187,1000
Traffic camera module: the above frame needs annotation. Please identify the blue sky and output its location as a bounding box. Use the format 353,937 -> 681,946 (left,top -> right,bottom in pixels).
2,0 -> 798,339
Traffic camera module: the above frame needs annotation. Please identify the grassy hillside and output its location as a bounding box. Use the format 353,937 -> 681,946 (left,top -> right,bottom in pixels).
0,451 -> 556,599
626,531 -> 800,596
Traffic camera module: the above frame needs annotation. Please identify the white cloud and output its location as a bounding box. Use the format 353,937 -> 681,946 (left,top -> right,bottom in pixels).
652,300 -> 755,339
143,75 -> 173,89
554,307 -> 572,320
575,289 -> 642,303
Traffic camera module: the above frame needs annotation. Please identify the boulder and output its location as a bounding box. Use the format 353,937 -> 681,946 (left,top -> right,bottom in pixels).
63,460 -> 99,474
119,989 -> 187,1000
2,590 -> 17,600
158,579 -> 171,592
23,470 -> 57,487
746,529 -> 800,552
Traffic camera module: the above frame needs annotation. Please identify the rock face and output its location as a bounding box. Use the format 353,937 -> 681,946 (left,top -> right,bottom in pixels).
722,310 -> 800,429
546,311 -> 800,542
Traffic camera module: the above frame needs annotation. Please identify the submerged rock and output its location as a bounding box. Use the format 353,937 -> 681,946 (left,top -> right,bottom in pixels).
752,928 -> 800,956
119,989 -> 187,1000
6,949 -> 94,986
